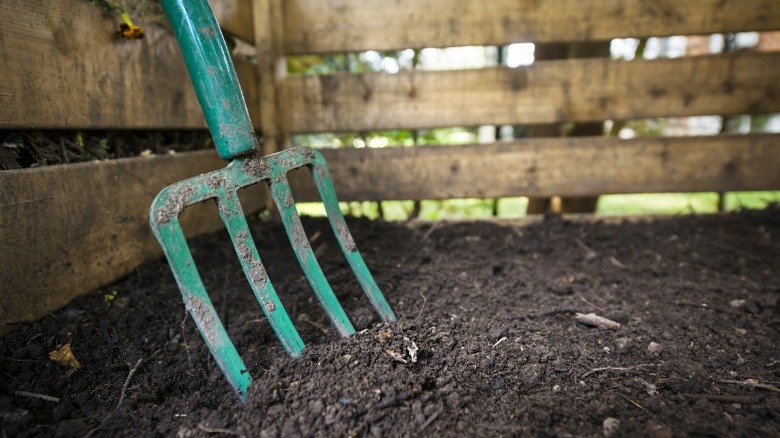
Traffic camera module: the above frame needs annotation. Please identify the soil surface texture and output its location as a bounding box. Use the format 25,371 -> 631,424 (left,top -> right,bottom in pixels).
2,209 -> 779,437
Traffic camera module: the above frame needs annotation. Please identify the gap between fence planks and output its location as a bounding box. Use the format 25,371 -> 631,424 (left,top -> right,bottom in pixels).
0,152 -> 266,333
285,52 -> 780,133
232,0 -> 780,54
289,134 -> 780,201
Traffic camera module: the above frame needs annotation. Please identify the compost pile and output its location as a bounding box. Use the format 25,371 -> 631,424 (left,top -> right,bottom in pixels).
2,208 -> 779,436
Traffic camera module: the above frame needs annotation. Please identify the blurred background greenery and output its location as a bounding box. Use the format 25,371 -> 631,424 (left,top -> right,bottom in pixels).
288,33 -> 779,220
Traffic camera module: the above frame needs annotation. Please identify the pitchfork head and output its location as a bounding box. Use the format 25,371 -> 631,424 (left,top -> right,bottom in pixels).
150,146 -> 397,400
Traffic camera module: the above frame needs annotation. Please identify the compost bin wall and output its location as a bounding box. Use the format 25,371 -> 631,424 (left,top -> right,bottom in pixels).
1,0 -> 779,330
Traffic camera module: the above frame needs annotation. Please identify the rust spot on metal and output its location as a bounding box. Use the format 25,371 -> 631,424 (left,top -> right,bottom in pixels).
199,27 -> 216,38
264,300 -> 276,312
284,192 -> 293,208
156,185 -> 195,224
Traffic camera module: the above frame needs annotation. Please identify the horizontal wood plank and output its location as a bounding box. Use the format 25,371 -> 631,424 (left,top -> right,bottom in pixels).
0,0 -> 204,129
281,0 -> 780,54
0,0 -> 262,129
288,134 -> 780,201
2,134 -> 777,329
285,52 -> 780,133
0,152 -> 266,332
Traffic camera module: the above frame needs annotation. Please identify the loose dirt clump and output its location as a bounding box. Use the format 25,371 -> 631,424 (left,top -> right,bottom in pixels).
1,208 -> 779,436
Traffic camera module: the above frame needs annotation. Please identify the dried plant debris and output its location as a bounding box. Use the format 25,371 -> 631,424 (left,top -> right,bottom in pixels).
574,312 -> 621,329
86,0 -> 168,27
0,130 -> 214,170
48,333 -> 82,369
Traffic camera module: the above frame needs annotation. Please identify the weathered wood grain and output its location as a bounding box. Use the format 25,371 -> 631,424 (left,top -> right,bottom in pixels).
234,57 -> 261,124
289,134 -> 780,201
0,0 -> 207,129
253,0 -> 290,154
0,152 -> 266,332
285,52 -> 780,133
2,134 -> 777,330
280,0 -> 780,54
211,0 -> 254,42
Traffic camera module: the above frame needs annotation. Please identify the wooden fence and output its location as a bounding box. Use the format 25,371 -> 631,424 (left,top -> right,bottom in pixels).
1,0 -> 779,330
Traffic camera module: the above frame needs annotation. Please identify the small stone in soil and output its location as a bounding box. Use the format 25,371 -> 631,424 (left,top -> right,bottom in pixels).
603,417 -> 620,437
647,342 -> 662,354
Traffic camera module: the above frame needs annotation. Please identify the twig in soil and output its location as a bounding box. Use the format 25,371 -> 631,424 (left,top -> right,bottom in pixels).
14,390 -> 59,403
117,358 -> 144,408
581,364 -> 654,379
719,379 -> 780,393
85,357 -> 148,438
420,409 -> 442,431
179,311 -> 193,367
575,312 -> 621,329
25,333 -> 44,346
492,337 -> 507,348
401,222 -> 441,265
608,256 -> 627,269
197,423 -> 244,436
617,394 -> 648,413
578,294 -> 605,312
298,314 -> 330,335
573,237 -> 598,262
414,291 -> 427,323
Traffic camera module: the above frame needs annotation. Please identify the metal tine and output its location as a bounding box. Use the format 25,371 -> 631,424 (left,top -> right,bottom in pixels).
151,202 -> 252,400
216,190 -> 305,356
308,152 -> 398,323
260,146 -> 397,324
151,146 -> 396,401
269,174 -> 357,337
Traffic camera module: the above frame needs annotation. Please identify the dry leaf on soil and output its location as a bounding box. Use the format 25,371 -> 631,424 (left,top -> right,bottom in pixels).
49,334 -> 82,368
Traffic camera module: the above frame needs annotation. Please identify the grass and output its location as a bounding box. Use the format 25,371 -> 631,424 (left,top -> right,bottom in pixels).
296,191 -> 780,221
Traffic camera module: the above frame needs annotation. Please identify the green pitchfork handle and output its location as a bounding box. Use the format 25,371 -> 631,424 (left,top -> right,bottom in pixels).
160,0 -> 258,161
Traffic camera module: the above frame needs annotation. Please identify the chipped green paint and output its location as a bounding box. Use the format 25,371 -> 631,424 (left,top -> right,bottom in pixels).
152,0 -> 397,402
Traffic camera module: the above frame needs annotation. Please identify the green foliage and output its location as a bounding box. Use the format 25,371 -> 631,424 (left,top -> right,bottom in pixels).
85,0 -> 166,24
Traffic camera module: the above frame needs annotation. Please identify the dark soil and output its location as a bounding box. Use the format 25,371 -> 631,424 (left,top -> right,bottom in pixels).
0,131 -> 213,170
2,209 -> 779,437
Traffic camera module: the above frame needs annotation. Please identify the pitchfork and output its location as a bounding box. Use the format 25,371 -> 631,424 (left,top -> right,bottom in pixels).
150,0 -> 397,400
